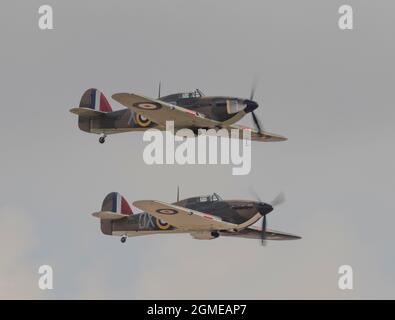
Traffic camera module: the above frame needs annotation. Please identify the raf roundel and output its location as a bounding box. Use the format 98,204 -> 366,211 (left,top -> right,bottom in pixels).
134,113 -> 151,127
156,208 -> 178,215
155,218 -> 170,230
133,102 -> 162,110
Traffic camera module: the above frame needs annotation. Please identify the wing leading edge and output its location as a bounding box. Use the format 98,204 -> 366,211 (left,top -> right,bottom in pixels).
112,93 -> 222,128
221,225 -> 301,240
132,200 -> 239,231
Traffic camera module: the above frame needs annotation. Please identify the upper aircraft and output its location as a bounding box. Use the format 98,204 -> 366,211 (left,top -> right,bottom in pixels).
92,189 -> 300,245
70,86 -> 287,143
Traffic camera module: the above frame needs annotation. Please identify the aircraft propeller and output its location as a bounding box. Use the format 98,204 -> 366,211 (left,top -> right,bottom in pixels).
251,111 -> 264,135
249,188 -> 286,245
248,78 -> 265,136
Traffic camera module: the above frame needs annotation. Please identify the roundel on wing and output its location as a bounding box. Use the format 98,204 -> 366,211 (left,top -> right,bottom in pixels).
155,218 -> 170,230
156,208 -> 178,215
134,113 -> 152,127
133,102 -> 162,110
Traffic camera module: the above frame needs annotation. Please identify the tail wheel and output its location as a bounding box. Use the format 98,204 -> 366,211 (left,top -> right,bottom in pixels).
99,134 -> 107,144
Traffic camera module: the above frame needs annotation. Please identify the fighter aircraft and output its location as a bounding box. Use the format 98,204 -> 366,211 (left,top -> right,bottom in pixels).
70,86 -> 287,143
92,189 -> 300,244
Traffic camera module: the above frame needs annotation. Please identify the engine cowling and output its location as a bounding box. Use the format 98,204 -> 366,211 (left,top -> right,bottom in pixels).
190,231 -> 220,240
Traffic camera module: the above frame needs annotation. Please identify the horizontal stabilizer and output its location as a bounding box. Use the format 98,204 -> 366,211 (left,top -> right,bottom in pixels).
91,211 -> 127,220
69,107 -> 105,118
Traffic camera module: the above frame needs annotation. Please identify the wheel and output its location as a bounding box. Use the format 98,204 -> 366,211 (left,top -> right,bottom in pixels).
121,236 -> 127,243
99,136 -> 106,144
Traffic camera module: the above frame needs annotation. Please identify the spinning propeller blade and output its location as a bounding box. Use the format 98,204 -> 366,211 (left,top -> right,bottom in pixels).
251,110 -> 263,135
249,75 -> 260,101
248,77 -> 265,135
270,192 -> 285,207
261,214 -> 267,245
249,188 -> 286,246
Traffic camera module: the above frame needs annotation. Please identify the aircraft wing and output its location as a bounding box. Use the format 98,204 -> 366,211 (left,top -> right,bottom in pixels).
222,226 -> 301,240
132,200 -> 239,231
112,93 -> 222,128
219,124 -> 287,142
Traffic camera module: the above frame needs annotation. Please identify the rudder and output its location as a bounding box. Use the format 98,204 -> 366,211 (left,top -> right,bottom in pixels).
80,88 -> 113,112
101,192 -> 133,216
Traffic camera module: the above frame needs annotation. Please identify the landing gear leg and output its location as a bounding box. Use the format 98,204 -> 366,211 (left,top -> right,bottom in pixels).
121,235 -> 127,243
99,134 -> 107,144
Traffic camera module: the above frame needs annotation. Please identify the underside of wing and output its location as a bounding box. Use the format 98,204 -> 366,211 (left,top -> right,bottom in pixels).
112,93 -> 222,128
132,200 -> 238,231
90,127 -> 164,135
222,124 -> 287,142
221,226 -> 301,240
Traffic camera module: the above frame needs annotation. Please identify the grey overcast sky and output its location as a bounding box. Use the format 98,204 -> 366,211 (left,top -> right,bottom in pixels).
0,0 -> 395,299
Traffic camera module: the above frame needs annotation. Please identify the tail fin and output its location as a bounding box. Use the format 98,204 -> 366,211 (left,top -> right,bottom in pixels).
92,192 -> 133,220
102,192 -> 133,215
70,88 -> 113,132
79,88 -> 113,112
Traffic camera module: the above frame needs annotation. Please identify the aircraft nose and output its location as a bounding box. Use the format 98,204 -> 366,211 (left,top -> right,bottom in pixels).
244,100 -> 259,113
257,202 -> 273,215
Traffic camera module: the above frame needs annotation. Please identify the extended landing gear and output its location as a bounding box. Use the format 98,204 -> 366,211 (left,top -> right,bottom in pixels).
120,235 -> 127,243
99,134 -> 107,144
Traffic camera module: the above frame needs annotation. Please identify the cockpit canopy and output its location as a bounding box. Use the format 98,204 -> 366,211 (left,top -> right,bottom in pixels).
160,89 -> 205,101
183,193 -> 222,205
180,89 -> 204,98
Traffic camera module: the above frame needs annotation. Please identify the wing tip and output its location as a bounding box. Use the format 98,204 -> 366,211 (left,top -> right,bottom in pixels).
263,133 -> 288,142
132,200 -> 155,210
111,92 -> 130,101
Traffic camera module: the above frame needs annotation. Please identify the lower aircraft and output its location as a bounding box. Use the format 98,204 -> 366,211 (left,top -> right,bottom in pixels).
92,190 -> 301,244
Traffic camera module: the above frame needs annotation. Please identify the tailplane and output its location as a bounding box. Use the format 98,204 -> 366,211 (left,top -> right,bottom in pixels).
70,88 -> 113,132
